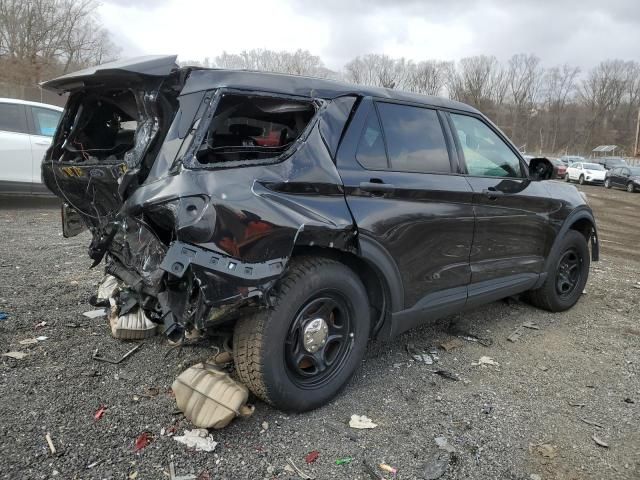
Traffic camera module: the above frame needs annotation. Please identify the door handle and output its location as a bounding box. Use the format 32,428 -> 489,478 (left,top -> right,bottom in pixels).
359,181 -> 395,194
482,188 -> 504,199
34,140 -> 50,146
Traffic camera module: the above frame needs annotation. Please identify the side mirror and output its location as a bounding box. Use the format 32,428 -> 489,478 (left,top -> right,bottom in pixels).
528,157 -> 554,181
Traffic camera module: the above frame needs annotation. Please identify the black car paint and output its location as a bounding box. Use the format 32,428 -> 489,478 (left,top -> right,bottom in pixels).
605,167 -> 640,191
40,56 -> 599,341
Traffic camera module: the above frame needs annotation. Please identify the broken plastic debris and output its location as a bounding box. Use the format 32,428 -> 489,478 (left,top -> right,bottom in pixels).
110,308 -> 157,340
407,343 -> 434,364
133,432 -> 151,452
19,338 -> 39,345
335,457 -> 353,465
579,417 -> 603,429
83,309 -> 106,319
3,351 -> 27,360
379,463 -> 397,475
174,429 -> 218,452
433,369 -> 459,381
172,363 -> 251,429
94,406 -> 107,421
422,452 -> 450,479
472,356 -> 500,367
305,450 -> 320,464
0,312 -> 8,320
286,458 -> 313,480
439,338 -> 464,351
592,434 -> 609,448
532,443 -> 557,458
97,274 -> 120,301
45,433 -> 56,455
435,436 -> 456,453
349,414 -> 378,429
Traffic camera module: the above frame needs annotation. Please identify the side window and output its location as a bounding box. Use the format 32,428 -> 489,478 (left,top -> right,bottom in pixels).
31,107 -> 61,137
0,103 -> 29,134
376,102 -> 451,173
355,109 -> 388,170
450,113 -> 523,178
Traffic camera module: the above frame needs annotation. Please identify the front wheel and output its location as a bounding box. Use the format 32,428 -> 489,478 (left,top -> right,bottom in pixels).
578,175 -> 585,185
604,178 -> 611,189
627,182 -> 636,193
565,174 -> 571,182
233,257 -> 370,412
526,230 -> 590,312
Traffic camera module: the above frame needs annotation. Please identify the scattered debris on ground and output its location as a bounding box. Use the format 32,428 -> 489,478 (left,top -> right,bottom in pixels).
335,457 -> 353,465
305,450 -> 320,464
592,434 -> 609,448
94,405 -> 107,421
45,433 -> 56,455
406,343 -> 434,364
472,356 -> 500,367
133,432 -> 152,452
172,363 -> 251,429
92,344 -> 142,364
3,351 -> 27,360
82,309 -> 106,319
349,414 -> 378,429
432,369 -> 459,381
439,338 -> 464,351
173,429 -> 218,452
286,458 -> 313,480
422,452 -> 451,480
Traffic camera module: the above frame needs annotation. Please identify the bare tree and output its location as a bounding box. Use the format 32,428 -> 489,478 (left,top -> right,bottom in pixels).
0,0 -> 119,84
344,54 -> 411,89
540,64 -> 580,151
405,60 -> 451,96
214,49 -> 330,78
506,53 -> 543,143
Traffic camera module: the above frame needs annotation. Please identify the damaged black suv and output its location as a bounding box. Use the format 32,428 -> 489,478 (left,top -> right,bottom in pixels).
42,56 -> 599,412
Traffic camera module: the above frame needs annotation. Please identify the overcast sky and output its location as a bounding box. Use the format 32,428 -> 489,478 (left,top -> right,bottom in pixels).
99,0 -> 640,71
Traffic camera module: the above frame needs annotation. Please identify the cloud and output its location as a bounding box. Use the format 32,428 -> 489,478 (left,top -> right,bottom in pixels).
97,0 -> 640,71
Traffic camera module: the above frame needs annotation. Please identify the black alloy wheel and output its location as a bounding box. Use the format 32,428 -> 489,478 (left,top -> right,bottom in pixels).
284,294 -> 354,388
555,248 -> 582,298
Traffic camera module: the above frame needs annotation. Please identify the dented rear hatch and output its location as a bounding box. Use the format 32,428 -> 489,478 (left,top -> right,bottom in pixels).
41,55 -> 182,219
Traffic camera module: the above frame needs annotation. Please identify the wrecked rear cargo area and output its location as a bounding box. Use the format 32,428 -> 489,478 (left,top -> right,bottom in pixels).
42,64 -> 358,343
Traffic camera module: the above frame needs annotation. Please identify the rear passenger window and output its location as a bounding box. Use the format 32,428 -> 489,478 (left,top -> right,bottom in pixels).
450,113 -> 523,178
356,110 -> 388,169
376,102 -> 451,174
32,107 -> 61,136
0,103 -> 28,134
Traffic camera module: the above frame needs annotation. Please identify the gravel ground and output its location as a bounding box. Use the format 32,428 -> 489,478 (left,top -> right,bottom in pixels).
0,184 -> 638,480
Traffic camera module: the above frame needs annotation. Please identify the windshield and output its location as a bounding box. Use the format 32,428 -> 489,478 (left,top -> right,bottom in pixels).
607,159 -> 626,166
584,163 -> 604,170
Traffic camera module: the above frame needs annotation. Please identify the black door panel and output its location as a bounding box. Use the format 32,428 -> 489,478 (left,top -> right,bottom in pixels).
336,97 -> 474,309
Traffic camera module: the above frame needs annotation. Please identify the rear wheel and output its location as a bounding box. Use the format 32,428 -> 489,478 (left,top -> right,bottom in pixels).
578,175 -> 585,185
604,178 -> 611,189
627,182 -> 636,193
526,230 -> 590,312
233,256 -> 370,412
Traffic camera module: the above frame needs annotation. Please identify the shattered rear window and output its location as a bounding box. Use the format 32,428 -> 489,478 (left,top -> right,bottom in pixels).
192,92 -> 316,166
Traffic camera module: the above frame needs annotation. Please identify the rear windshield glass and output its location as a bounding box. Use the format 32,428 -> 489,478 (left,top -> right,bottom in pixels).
584,163 -> 604,170
194,93 -> 316,165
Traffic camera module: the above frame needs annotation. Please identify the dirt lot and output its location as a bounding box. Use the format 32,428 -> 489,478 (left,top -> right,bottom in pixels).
0,184 -> 638,480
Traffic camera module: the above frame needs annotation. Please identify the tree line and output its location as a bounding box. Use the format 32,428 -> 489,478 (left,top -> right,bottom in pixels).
2,1 -> 638,156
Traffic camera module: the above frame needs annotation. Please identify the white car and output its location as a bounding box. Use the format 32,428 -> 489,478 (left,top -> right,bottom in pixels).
0,98 -> 63,195
565,162 -> 606,185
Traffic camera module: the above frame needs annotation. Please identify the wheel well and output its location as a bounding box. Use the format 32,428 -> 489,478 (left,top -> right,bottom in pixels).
290,246 -> 389,336
569,217 -> 592,241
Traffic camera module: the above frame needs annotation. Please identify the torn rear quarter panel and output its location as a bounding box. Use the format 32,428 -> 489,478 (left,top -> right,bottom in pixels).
41,63 -> 359,336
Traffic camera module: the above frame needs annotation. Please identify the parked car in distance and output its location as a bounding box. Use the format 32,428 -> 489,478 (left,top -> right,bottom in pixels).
0,98 -> 63,195
565,162 -> 606,185
40,56 -> 599,412
559,155 -> 585,166
549,158 -> 567,179
604,166 -> 640,192
596,157 -> 627,170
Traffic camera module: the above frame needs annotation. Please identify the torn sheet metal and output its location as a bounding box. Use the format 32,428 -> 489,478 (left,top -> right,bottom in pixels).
41,62 -> 359,338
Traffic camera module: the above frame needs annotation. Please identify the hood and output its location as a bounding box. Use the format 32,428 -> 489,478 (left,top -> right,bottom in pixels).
42,55 -> 179,93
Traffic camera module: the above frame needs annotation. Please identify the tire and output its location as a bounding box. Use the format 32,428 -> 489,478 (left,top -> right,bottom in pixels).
578,175 -> 585,185
565,174 -> 571,182
526,230 -> 590,312
627,182 -> 636,193
233,256 -> 370,412
604,178 -> 611,189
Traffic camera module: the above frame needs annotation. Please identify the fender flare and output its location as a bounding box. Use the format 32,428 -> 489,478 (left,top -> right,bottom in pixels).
357,234 -> 404,313
543,207 -> 599,276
